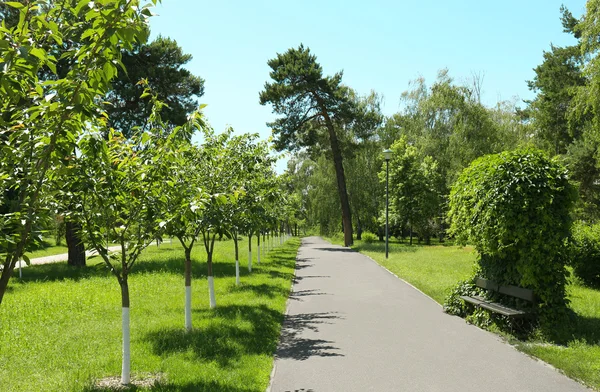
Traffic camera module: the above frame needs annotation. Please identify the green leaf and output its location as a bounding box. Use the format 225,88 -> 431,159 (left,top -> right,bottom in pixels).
29,48 -> 46,61
5,2 -> 25,9
22,255 -> 30,266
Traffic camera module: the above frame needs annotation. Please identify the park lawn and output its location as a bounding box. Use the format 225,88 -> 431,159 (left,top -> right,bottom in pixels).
1,237 -> 299,392
22,237 -> 69,259
327,237 -> 600,391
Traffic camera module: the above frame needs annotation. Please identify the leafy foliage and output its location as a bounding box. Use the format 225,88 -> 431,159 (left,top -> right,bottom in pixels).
570,221 -> 600,287
448,149 -> 577,330
0,0 -> 154,304
360,232 -> 378,243
106,35 -> 205,137
383,137 -> 442,244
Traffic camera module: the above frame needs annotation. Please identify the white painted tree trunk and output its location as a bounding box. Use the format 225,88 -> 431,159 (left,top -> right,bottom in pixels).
235,259 -> 240,285
257,245 -> 261,264
248,251 -> 252,272
121,307 -> 131,385
185,286 -> 192,331
208,276 -> 216,308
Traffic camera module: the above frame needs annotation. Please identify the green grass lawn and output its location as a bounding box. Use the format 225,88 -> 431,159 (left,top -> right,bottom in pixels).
1,237 -> 300,392
327,236 -> 600,391
21,237 -> 69,259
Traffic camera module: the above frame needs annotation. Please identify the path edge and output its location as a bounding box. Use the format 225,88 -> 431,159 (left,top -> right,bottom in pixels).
265,238 -> 303,392
325,238 -> 594,391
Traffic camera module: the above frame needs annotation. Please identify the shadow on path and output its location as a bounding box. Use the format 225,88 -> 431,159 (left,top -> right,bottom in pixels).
277,312 -> 344,361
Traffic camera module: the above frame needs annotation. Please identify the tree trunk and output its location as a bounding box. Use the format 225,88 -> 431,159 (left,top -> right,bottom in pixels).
207,250 -> 216,308
356,215 -> 363,240
66,220 -> 86,267
409,224 -> 413,246
321,109 -> 353,246
120,277 -> 131,385
257,234 -> 261,265
0,257 -> 17,305
234,231 -> 240,286
247,232 -> 252,272
184,247 -> 192,331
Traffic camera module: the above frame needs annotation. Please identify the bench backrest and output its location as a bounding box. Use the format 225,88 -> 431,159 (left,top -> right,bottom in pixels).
475,277 -> 535,303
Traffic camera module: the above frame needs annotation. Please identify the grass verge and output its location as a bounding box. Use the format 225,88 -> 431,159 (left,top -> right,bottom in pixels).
1,237 -> 300,392
326,236 -> 600,391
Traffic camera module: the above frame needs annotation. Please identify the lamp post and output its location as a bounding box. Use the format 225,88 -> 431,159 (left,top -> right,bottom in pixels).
383,149 -> 393,259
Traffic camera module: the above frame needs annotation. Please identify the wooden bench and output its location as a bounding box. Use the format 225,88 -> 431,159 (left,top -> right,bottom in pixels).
460,277 -> 535,318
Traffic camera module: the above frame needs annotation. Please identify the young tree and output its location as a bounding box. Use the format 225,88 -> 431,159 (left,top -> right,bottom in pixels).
0,0 -> 152,305
382,137 -> 441,245
76,123 -> 176,384
195,128 -> 243,308
260,45 -> 355,246
157,106 -> 208,331
223,133 -> 277,284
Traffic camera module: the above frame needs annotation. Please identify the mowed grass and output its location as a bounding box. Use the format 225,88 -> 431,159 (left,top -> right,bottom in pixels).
22,237 -> 69,259
327,236 -> 600,391
1,237 -> 300,392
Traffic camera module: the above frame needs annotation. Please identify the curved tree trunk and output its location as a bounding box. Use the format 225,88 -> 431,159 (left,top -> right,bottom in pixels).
320,108 -> 353,246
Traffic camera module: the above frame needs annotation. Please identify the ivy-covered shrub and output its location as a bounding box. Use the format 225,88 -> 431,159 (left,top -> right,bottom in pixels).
570,221 -> 600,287
443,279 -> 480,317
361,232 -> 378,243
447,149 -> 577,333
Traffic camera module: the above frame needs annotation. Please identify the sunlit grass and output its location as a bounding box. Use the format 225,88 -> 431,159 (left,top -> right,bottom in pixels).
1,237 -> 300,392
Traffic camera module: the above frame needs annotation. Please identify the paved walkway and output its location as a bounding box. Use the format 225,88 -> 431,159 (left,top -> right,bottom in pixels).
23,245 -> 123,267
269,237 -> 591,392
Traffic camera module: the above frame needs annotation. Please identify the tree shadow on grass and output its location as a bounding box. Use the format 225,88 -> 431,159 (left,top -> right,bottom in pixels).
14,255 -> 242,284
14,262 -> 112,283
277,312 -> 344,360
83,379 -> 258,392
144,304 -> 283,368
268,270 -> 296,281
229,282 -> 289,299
151,380 -> 259,392
133,256 -> 238,278
559,314 -> 600,345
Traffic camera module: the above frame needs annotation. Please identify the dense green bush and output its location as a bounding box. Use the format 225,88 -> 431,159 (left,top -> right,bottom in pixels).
361,232 -> 378,243
447,149 -> 577,333
570,222 -> 600,287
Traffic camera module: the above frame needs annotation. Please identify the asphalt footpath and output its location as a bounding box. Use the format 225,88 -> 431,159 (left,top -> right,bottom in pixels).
268,236 -> 591,392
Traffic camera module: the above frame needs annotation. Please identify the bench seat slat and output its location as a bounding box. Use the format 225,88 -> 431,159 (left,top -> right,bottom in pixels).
479,301 -> 528,317
460,295 -> 486,306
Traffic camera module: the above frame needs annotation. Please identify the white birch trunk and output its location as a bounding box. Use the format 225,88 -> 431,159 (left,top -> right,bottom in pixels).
248,251 -> 252,272
185,286 -> 192,331
121,307 -> 131,385
208,276 -> 216,308
235,259 -> 240,285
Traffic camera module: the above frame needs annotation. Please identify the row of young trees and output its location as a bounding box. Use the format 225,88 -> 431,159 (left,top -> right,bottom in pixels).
280,2 -> 600,245
0,0 -> 295,385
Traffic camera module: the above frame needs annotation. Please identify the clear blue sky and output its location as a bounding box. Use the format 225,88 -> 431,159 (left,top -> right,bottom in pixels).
149,0 -> 585,171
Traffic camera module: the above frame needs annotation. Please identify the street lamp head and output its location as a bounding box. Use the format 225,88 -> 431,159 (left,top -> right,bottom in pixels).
383,149 -> 393,161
